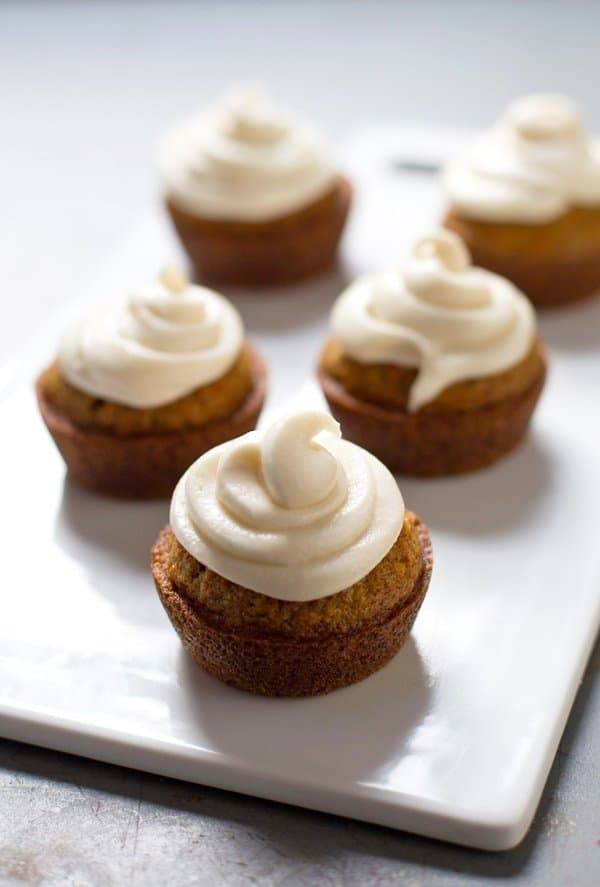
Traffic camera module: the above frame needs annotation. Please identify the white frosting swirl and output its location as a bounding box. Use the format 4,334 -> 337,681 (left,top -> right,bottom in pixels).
59,268 -> 244,408
444,94 -> 600,223
330,231 -> 536,411
170,411 -> 404,601
159,87 -> 336,221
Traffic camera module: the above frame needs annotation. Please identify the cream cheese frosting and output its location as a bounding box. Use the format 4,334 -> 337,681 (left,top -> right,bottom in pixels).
330,231 -> 536,411
170,410 -> 405,601
58,267 -> 244,409
159,86 -> 336,222
444,94 -> 600,223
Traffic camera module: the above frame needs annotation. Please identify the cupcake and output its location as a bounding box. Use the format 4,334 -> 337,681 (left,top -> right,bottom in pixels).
151,410 -> 432,697
36,268 -> 267,498
159,87 -> 352,287
318,231 -> 547,476
443,94 -> 600,308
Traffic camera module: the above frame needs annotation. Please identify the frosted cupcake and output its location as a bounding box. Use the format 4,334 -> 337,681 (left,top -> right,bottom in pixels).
151,410 -> 433,696
318,231 -> 547,475
159,87 -> 352,287
36,268 -> 267,497
443,94 -> 600,308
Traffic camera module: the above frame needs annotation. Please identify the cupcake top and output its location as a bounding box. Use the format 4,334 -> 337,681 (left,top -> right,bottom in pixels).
59,268 -> 244,408
170,410 -> 404,601
444,94 -> 600,223
330,231 -> 536,411
159,86 -> 336,222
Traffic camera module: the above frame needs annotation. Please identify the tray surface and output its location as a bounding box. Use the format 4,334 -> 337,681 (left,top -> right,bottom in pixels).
1,127 -> 599,850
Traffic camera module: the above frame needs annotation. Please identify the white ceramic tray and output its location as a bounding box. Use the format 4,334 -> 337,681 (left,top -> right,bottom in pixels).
1,127 -> 599,851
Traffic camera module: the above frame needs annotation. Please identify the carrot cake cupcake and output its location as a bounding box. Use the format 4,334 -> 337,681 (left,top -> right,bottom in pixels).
151,410 -> 433,697
318,231 -> 547,476
159,87 -> 352,287
443,94 -> 600,308
36,267 -> 267,498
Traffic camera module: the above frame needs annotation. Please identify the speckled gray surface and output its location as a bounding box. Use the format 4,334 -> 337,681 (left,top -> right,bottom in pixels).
1,2 -> 599,883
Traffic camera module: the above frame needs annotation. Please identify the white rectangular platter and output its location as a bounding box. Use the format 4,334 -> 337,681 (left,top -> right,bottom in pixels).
1,128 -> 599,851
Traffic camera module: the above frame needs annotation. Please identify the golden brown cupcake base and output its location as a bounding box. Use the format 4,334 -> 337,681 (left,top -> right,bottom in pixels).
320,338 -> 546,414
444,207 -> 600,309
36,350 -> 267,499
318,354 -> 547,476
38,345 -> 257,435
151,514 -> 433,697
166,176 -> 352,288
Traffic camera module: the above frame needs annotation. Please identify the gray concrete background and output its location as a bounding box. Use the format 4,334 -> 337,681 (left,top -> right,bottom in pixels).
1,2 -> 599,883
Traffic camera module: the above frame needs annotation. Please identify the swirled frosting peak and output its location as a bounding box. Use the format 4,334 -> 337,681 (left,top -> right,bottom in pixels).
159,86 -> 336,222
58,268 -> 244,408
331,231 -> 536,411
170,410 -> 404,601
444,93 -> 600,223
